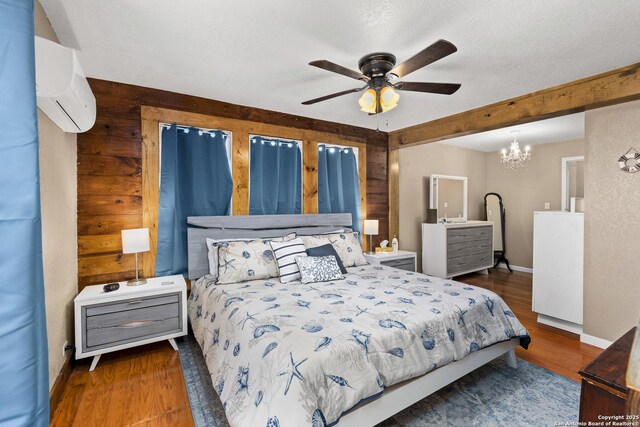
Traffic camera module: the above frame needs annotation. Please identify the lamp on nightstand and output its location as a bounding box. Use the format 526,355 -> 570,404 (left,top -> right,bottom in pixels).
363,219 -> 379,255
121,228 -> 150,286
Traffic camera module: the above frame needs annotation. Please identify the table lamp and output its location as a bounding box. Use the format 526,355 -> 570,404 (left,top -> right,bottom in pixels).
121,228 -> 150,286
363,219 -> 379,255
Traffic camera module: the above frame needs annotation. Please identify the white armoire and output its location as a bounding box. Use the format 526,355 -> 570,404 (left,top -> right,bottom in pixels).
532,211 -> 584,333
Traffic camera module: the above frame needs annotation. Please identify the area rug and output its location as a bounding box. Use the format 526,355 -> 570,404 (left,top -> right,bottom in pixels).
176,334 -> 579,426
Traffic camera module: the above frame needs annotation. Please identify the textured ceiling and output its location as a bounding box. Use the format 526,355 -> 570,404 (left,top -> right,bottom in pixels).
439,113 -> 585,153
40,0 -> 640,131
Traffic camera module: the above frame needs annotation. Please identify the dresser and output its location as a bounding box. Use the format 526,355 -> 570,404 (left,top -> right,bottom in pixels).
421,221 -> 493,278
579,328 -> 634,422
532,211 -> 583,334
74,275 -> 187,371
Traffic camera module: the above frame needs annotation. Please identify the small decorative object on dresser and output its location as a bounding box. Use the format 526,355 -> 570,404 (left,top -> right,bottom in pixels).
422,221 -> 493,278
364,250 -> 417,272
74,275 -> 187,371
121,227 -> 150,286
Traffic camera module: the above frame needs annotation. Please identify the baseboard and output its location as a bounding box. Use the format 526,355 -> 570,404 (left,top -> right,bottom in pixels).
580,333 -> 613,349
496,263 -> 533,274
50,353 -> 74,418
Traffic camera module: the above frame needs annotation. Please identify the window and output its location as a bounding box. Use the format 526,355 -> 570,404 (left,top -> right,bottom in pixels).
156,123 -> 233,276
249,135 -> 302,215
317,144 -> 361,234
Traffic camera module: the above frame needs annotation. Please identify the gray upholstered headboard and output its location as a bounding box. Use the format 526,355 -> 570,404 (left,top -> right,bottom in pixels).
186,213 -> 353,279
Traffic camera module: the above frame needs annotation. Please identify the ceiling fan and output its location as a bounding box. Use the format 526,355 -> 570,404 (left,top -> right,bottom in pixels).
302,39 -> 461,115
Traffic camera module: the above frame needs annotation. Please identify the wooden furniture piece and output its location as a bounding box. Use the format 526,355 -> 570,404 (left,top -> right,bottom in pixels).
579,328 -> 635,422
421,221 -> 493,278
532,211 -> 584,334
74,275 -> 187,371
364,250 -> 417,272
187,213 -> 519,427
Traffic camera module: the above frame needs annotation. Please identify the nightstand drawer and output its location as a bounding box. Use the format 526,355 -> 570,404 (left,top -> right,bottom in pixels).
85,293 -> 179,316
380,258 -> 416,272
86,303 -> 179,330
86,316 -> 180,349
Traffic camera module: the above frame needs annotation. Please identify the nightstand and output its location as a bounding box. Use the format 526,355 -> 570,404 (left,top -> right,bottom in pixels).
364,250 -> 417,272
74,275 -> 187,371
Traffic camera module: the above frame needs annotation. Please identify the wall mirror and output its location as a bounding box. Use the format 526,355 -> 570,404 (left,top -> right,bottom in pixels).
429,174 -> 468,222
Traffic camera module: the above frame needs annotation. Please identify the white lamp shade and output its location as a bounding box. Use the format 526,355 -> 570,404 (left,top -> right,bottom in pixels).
121,228 -> 150,254
363,219 -> 379,236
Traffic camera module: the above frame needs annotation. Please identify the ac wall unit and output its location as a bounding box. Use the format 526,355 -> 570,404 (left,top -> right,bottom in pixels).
34,36 -> 96,133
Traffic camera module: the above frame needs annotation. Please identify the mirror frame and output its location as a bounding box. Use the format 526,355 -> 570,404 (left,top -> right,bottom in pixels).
561,155 -> 585,212
429,174 -> 468,222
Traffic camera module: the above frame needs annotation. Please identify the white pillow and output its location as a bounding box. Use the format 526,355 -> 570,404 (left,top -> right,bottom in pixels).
270,238 -> 307,283
205,232 -> 296,279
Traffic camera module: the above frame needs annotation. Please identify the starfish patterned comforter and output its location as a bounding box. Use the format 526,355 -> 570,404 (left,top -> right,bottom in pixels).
188,264 -> 530,427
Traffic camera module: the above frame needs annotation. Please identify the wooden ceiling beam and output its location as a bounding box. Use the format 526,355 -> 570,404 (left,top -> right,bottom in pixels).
389,62 -> 640,149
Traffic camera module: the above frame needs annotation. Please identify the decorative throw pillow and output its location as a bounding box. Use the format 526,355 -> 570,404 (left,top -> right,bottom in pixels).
295,255 -> 343,284
270,238 -> 307,283
213,233 -> 296,284
206,237 -> 252,277
306,243 -> 347,274
300,232 -> 367,268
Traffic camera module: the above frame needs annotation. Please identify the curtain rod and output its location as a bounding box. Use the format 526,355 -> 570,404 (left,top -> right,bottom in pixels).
160,123 -> 227,138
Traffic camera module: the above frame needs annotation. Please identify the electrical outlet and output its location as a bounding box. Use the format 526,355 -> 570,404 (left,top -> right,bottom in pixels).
544,202 -> 550,210
62,340 -> 68,357
444,202 -> 448,208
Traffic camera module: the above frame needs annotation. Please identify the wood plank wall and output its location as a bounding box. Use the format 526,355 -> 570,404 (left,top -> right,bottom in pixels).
77,79 -> 389,290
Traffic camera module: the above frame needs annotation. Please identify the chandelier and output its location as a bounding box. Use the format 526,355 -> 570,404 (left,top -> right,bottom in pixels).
500,131 -> 531,169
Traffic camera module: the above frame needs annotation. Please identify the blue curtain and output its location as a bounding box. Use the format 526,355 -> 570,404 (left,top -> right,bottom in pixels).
318,145 -> 362,234
0,1 -> 49,425
249,136 -> 302,215
156,125 -> 233,276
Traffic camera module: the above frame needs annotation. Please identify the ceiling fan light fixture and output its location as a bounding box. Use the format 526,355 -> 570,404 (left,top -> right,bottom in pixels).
359,88 -> 377,113
380,86 -> 399,112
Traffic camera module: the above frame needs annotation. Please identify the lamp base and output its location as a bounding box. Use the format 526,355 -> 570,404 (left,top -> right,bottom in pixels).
127,278 -> 147,286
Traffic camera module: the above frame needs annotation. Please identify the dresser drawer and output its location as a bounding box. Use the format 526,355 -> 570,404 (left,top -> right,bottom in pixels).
85,293 -> 179,316
85,303 -> 179,330
86,317 -> 180,349
447,240 -> 492,258
447,252 -> 492,276
447,226 -> 492,244
380,258 -> 415,272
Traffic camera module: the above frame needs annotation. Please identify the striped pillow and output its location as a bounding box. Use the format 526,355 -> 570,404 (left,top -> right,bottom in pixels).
270,238 -> 307,283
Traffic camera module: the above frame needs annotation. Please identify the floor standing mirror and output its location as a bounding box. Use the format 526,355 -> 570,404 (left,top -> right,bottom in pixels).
484,193 -> 512,272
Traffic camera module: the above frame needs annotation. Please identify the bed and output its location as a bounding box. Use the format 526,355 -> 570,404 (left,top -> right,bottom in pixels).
186,214 -> 530,427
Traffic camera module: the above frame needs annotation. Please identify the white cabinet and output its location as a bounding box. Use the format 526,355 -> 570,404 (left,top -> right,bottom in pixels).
532,212 -> 583,333
422,221 -> 493,278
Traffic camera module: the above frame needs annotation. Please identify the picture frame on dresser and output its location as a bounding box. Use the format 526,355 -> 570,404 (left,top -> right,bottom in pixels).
74,275 -> 188,371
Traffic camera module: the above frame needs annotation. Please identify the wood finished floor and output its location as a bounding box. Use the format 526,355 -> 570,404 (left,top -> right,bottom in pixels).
51,268 -> 603,426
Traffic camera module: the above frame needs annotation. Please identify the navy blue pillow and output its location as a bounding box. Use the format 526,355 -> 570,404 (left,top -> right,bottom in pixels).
306,243 -> 347,274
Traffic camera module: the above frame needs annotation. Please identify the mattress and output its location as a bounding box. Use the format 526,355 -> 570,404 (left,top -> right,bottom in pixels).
188,263 -> 529,427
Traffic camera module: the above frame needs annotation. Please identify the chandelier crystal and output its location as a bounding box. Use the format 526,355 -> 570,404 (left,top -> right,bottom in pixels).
500,132 -> 531,169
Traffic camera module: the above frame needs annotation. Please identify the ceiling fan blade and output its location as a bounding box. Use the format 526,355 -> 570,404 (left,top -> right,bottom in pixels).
301,86 -> 366,105
394,82 -> 461,95
389,39 -> 457,78
309,60 -> 370,81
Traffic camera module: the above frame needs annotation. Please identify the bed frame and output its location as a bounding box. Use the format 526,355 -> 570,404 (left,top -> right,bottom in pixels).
186,213 -> 519,426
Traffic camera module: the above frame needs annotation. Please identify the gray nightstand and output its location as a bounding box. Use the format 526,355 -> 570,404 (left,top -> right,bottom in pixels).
364,250 -> 417,272
74,275 -> 187,371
